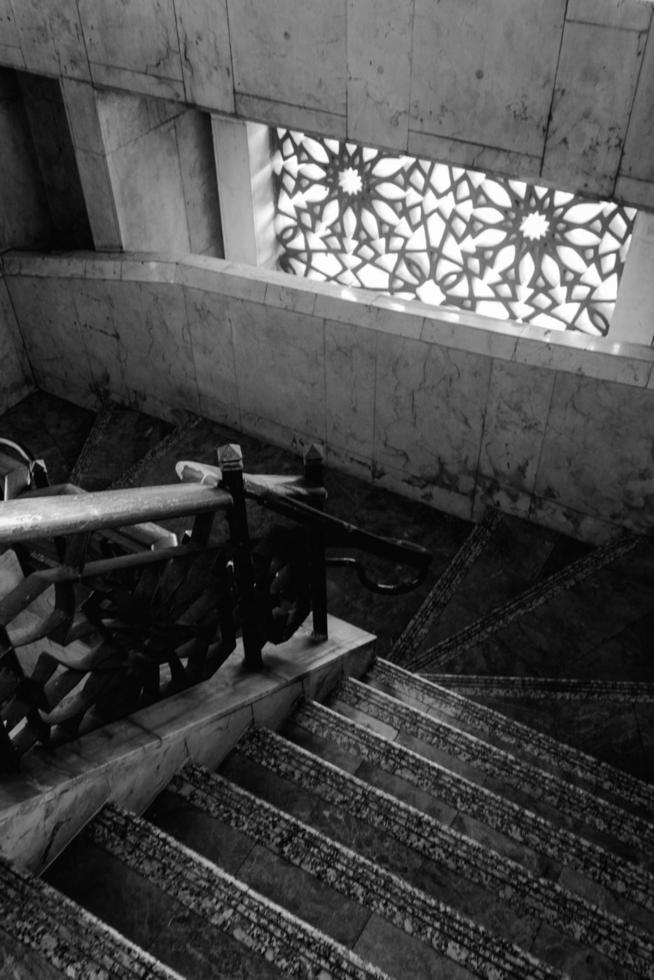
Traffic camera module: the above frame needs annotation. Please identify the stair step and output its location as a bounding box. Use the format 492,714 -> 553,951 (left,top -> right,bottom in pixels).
370,659 -> 654,817
109,414 -> 202,489
387,508 -> 503,665
333,675 -> 654,861
68,401 -> 174,491
0,855 -> 181,980
409,530 -> 641,671
163,761 -> 564,980
423,674 -> 654,703
290,699 -> 654,918
232,726 -> 654,979
87,802 -> 392,980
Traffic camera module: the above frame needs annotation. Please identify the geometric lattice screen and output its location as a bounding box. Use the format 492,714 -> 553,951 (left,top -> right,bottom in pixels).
272,129 -> 636,336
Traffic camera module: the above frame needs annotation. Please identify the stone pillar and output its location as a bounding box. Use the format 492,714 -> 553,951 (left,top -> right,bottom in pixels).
61,81 -> 223,256
611,211 -> 654,347
211,115 -> 279,268
60,78 -> 123,251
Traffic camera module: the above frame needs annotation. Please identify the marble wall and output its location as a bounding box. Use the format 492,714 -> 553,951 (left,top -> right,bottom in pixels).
0,0 -> 651,208
0,271 -> 33,413
4,252 -> 654,544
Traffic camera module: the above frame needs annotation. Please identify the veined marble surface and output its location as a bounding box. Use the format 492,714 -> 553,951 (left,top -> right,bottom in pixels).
0,274 -> 32,413
4,251 -> 654,542
0,0 -> 652,207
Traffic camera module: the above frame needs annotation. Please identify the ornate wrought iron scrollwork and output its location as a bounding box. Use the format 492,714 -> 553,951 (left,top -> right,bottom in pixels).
272,128 -> 636,336
0,441 -> 431,767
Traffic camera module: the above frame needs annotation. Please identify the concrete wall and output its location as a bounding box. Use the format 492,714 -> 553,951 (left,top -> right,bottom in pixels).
5,251 -> 654,543
0,0 -> 652,208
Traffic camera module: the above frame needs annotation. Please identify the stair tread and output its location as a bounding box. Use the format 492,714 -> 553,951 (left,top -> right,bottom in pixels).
370,659 -> 654,816
68,401 -> 172,491
334,675 -> 654,862
160,761 -> 565,980
87,802 -> 393,980
0,855 -> 182,980
229,725 -> 654,979
409,531 -> 641,672
424,674 -> 654,702
289,700 -> 654,927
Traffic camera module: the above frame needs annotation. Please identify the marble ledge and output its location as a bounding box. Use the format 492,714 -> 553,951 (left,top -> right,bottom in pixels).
614,175 -> 654,210
88,61 -> 186,104
6,251 -> 654,388
0,615 -> 375,870
234,92 -> 347,140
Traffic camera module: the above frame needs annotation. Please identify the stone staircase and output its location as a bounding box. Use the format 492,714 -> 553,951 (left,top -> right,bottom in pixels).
1,391 -> 654,979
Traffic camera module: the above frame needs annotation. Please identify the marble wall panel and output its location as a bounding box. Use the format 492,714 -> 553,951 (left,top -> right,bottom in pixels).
174,0 -> 234,112
11,0 -> 89,79
174,111 -> 223,257
409,0 -> 565,157
106,118 -> 190,252
346,0 -> 412,149
620,23 -> 654,183
227,0 -> 347,116
373,332 -> 491,502
109,280 -> 201,415
0,1 -> 24,69
542,21 -> 646,196
475,358 -> 556,517
68,278 -> 125,398
77,0 -> 183,85
230,296 -> 326,449
534,372 -> 654,531
96,89 -> 183,154
183,285 -> 241,429
325,318 -> 377,461
5,276 -> 89,393
0,276 -> 32,412
566,0 -> 652,31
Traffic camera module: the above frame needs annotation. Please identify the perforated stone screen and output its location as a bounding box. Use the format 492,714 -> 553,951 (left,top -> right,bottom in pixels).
272,129 -> 636,336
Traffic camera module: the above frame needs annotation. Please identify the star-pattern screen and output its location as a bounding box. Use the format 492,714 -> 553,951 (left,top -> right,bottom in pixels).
272,128 -> 636,336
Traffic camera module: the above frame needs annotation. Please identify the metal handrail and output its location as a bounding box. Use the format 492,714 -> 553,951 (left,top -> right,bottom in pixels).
0,483 -> 232,544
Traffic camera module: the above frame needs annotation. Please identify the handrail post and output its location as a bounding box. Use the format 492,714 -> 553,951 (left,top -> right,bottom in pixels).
217,444 -> 263,669
304,443 -> 328,642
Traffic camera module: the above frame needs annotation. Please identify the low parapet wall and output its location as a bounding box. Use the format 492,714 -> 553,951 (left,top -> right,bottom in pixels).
4,250 -> 654,542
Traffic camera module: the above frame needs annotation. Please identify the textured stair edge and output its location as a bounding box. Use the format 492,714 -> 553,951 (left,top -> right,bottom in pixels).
108,414 -> 202,489
89,803 -> 393,980
336,675 -> 654,856
238,726 -> 654,978
293,700 -> 654,914
371,659 -> 654,815
408,531 -> 641,671
0,856 -> 182,980
387,508 -> 503,664
422,674 -> 654,703
67,401 -> 117,486
169,762 -> 566,980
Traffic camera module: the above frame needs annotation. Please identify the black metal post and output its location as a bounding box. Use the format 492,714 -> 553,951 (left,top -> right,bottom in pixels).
218,443 -> 263,669
304,443 -> 328,642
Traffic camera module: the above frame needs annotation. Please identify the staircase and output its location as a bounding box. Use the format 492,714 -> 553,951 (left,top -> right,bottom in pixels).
1,391 -> 654,979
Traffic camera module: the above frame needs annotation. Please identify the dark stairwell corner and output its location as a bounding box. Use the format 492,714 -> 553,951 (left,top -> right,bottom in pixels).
1,388 -> 654,980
